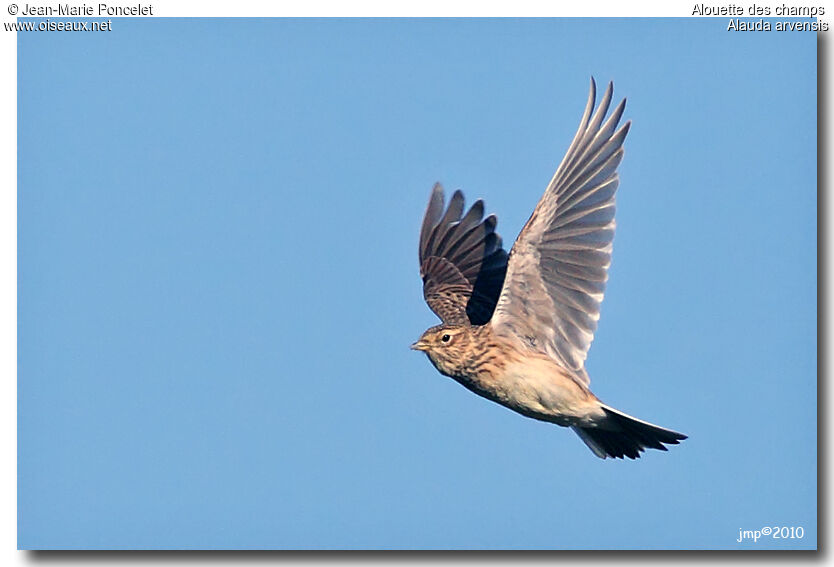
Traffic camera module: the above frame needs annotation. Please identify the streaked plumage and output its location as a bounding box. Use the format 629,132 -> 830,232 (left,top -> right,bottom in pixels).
413,79 -> 687,459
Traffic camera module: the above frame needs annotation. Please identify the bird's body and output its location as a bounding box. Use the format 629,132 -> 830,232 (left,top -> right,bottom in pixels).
416,323 -> 600,427
412,79 -> 687,459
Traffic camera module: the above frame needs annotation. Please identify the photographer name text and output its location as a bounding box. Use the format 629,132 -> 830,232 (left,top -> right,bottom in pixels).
19,3 -> 152,16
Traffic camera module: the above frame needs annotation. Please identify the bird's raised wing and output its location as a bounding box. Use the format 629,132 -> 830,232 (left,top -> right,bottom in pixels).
419,184 -> 509,326
491,79 -> 630,382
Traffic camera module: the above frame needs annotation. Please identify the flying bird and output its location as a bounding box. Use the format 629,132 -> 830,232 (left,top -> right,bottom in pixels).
412,79 -> 687,459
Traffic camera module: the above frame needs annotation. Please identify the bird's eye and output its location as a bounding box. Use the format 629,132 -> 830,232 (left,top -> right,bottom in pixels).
441,334 -> 451,343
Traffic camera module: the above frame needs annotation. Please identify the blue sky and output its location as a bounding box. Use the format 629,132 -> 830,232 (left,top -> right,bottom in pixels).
18,18 -> 816,549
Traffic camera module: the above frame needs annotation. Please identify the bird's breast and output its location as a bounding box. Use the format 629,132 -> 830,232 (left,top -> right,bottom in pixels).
457,354 -> 598,425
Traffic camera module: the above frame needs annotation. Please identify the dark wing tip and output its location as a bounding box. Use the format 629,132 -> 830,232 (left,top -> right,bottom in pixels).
617,120 -> 632,142
429,182 -> 445,206
428,182 -> 445,208
420,184 -> 446,261
449,190 -> 465,212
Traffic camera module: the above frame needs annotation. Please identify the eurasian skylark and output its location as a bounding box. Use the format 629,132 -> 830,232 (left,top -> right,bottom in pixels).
412,79 -> 687,459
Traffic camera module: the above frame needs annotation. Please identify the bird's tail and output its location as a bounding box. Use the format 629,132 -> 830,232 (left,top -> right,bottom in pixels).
572,405 -> 687,460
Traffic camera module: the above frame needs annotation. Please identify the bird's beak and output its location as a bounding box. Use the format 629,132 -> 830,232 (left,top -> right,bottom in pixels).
410,340 -> 429,352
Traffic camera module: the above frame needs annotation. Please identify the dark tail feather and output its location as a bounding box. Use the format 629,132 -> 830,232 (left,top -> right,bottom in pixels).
572,405 -> 687,460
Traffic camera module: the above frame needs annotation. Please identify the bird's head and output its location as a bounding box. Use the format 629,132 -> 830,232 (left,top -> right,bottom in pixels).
411,324 -> 470,377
